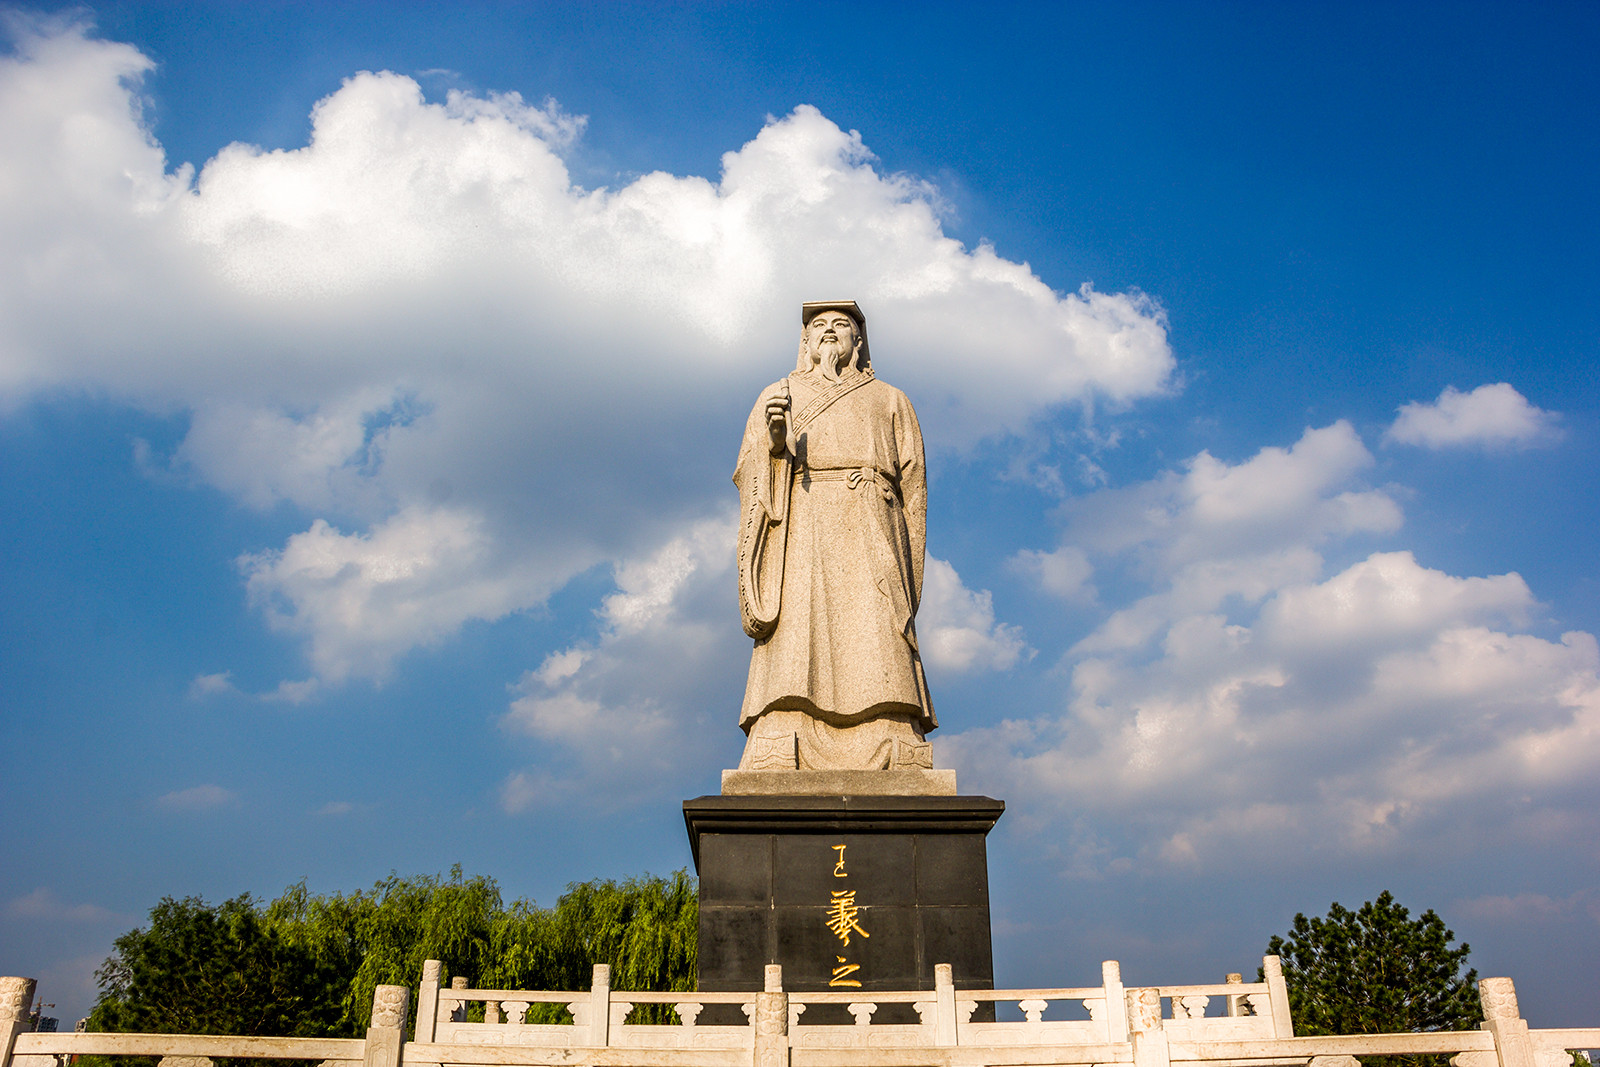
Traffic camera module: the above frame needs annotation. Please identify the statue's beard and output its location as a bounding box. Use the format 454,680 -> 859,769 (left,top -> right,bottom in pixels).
813,339 -> 850,382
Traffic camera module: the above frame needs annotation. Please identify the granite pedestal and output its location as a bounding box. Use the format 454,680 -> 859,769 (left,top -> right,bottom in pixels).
683,793 -> 1003,1022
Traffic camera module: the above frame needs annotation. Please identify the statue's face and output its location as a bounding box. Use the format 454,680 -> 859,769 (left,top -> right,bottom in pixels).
805,310 -> 859,372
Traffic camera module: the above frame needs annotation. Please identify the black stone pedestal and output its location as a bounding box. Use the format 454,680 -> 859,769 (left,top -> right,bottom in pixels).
683,794 -> 1003,1022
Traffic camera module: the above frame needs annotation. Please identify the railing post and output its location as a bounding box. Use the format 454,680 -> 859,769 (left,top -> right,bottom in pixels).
754,964 -> 789,1067
1,978 -> 37,1067
588,964 -> 612,1047
364,985 -> 409,1067
1128,988 -> 1170,1067
414,960 -> 441,1042
1262,955 -> 1295,1036
1103,960 -> 1129,1043
934,963 -> 958,1047
1225,973 -> 1244,1017
1480,978 -> 1536,1067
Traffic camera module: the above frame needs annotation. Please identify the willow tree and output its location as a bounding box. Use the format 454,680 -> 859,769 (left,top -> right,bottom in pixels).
86,868 -> 698,1041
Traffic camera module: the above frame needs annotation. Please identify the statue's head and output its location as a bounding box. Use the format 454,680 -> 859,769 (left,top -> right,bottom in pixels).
796,300 -> 870,381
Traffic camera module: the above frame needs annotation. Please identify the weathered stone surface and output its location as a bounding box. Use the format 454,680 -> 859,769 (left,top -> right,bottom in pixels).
734,301 -> 936,775
1480,977 -> 1520,1022
720,769 -> 957,796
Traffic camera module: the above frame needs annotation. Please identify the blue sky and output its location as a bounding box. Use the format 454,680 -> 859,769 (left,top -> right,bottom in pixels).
3,0 -> 1598,1029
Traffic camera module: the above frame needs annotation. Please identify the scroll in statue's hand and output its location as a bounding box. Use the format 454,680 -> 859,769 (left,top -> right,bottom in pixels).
765,388 -> 791,455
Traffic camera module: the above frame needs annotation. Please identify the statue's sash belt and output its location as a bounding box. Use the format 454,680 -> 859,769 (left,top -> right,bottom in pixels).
795,465 -> 901,505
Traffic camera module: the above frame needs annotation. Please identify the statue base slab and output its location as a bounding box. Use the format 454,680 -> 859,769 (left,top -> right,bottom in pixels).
683,793 -> 1003,1023
720,768 -> 957,796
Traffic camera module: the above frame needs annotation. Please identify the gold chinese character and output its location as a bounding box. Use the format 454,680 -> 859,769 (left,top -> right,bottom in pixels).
829,956 -> 862,988
826,889 -> 870,946
832,843 -> 848,877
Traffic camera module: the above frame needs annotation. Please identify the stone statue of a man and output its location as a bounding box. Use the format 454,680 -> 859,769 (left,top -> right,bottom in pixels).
734,301 -> 935,772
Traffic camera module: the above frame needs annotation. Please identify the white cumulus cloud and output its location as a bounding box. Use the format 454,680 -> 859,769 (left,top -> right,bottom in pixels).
0,20 -> 1174,683
1387,383 -> 1560,449
1061,422 -> 1402,654
948,423 -> 1599,876
920,557 -> 1030,673
499,515 -> 742,802
240,506 -> 567,682
496,517 -> 1025,799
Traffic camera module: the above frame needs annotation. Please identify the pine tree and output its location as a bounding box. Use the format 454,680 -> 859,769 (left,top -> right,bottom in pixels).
1265,890 -> 1479,1067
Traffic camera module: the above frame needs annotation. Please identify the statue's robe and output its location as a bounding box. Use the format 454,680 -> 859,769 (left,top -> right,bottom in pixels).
734,367 -> 935,769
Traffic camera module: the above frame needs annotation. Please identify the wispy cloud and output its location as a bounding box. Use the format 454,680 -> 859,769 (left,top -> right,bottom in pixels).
314,800 -> 358,816
154,784 -> 237,812
188,671 -> 237,698
1454,890 -> 1596,923
189,670 -> 317,704
7,888 -> 121,923
1386,383 -> 1560,450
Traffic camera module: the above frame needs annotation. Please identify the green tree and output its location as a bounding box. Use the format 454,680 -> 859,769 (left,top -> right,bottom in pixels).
265,865 -> 505,1035
86,868 -> 698,1044
519,871 -> 698,1023
1265,890 -> 1479,1067
86,894 -> 343,1050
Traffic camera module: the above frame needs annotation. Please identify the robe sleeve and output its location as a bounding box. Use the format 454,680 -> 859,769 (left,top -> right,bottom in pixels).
895,389 -> 927,612
733,382 -> 792,639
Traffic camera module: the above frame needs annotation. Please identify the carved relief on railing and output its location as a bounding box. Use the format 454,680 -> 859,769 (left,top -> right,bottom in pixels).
1480,977 -> 1520,1022
1175,995 -> 1210,1019
846,1004 -> 876,1027
0,977 -> 33,1026
1245,993 -> 1270,1017
673,1002 -> 702,1027
365,985 -> 409,1067
500,1001 -> 529,1025
1085,997 -> 1107,1024
1018,999 -> 1050,1024
156,1057 -> 213,1067
370,986 -> 408,1031
753,990 -> 788,1067
1127,988 -> 1163,1032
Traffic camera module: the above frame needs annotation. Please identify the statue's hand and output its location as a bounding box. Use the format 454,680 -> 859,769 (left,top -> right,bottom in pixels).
765,391 -> 791,455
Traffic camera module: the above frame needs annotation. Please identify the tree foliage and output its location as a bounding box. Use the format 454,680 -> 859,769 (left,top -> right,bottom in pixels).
1266,890 -> 1479,1067
88,894 -> 343,1037
86,868 -> 697,1042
